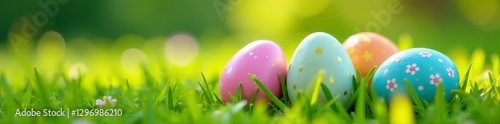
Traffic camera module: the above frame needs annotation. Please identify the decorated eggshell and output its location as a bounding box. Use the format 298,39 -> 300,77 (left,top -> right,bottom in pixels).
287,32 -> 355,104
372,48 -> 459,102
219,40 -> 287,103
342,32 -> 399,87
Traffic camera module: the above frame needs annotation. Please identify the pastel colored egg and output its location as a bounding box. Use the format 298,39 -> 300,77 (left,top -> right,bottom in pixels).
219,40 -> 288,103
342,32 -> 399,88
287,32 -> 355,104
372,48 -> 459,102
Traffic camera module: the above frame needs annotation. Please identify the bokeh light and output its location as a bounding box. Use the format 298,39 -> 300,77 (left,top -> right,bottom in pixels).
293,0 -> 330,18
228,0 -> 295,41
36,31 -> 66,75
7,16 -> 35,54
389,94 -> 414,124
457,0 -> 499,30
164,33 -> 199,67
120,48 -> 148,74
69,62 -> 88,80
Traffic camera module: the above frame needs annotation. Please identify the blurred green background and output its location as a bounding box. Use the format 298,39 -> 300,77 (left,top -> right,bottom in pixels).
1,0 -> 499,50
0,0 -> 499,88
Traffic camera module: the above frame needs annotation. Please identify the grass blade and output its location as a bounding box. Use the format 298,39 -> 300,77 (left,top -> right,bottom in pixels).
433,82 -> 446,124
279,72 -> 288,105
451,90 -> 479,111
167,85 -> 174,110
157,81 -> 170,107
310,70 -> 325,105
201,72 -> 214,104
488,72 -> 496,87
335,102 -> 351,122
404,79 -> 425,110
22,83 -> 33,108
126,79 -> 132,99
345,75 -> 358,109
321,95 -> 339,110
33,68 -> 49,108
249,73 -> 286,110
460,63 -> 472,92
236,82 -> 242,101
153,82 -> 159,107
248,88 -> 260,104
355,77 -> 367,124
355,67 -> 375,124
198,81 -> 213,107
320,83 -> 333,102
213,93 -> 223,104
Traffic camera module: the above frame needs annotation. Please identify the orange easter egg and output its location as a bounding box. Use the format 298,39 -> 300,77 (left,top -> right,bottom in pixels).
342,32 -> 399,88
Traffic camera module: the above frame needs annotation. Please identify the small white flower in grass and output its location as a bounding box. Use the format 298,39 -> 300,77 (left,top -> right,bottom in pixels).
96,96 -> 117,107
72,119 -> 93,124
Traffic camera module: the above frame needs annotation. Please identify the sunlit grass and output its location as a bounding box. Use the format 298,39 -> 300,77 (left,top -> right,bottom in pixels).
1,34 -> 500,123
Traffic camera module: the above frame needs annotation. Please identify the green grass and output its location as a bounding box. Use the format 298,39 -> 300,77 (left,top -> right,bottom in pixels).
1,60 -> 500,124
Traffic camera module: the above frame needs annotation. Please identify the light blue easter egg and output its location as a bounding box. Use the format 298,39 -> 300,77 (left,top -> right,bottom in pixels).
287,32 -> 356,104
372,48 -> 459,103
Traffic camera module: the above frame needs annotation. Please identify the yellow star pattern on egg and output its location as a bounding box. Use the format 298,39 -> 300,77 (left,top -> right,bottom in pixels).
347,72 -> 350,77
363,51 -> 373,61
337,56 -> 342,62
329,75 -> 335,84
332,42 -> 338,47
349,49 -> 356,54
293,84 -> 297,90
383,50 -> 387,54
315,47 -> 323,55
362,36 -> 372,43
299,66 -> 303,72
383,39 -> 391,44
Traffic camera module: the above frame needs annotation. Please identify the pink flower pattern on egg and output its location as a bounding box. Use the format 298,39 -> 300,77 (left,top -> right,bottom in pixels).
429,73 -> 443,86
405,63 -> 420,75
219,40 -> 287,103
386,78 -> 398,92
447,67 -> 455,78
419,51 -> 432,57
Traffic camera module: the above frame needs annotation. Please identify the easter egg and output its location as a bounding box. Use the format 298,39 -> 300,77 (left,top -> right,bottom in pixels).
287,32 -> 355,104
372,48 -> 459,102
219,40 -> 287,103
342,32 -> 399,88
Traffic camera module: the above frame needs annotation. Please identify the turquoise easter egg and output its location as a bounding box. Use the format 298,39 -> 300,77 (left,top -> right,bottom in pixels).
372,48 -> 459,102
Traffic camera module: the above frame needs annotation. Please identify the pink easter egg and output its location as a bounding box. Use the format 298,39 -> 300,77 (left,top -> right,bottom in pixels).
219,40 -> 288,103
